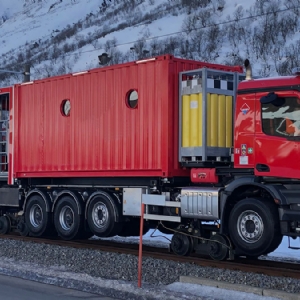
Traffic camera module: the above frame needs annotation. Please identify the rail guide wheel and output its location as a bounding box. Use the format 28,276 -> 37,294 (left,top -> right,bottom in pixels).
171,232 -> 193,256
0,216 -> 10,235
17,216 -> 29,236
208,234 -> 231,261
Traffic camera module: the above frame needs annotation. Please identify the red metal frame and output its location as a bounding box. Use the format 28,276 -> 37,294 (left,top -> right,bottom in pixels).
190,168 -> 219,183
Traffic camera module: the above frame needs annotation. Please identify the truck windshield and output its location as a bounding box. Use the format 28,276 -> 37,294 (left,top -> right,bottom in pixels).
261,96 -> 300,137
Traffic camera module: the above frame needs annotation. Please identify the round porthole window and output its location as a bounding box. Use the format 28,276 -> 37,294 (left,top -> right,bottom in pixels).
61,99 -> 71,116
127,90 -> 138,109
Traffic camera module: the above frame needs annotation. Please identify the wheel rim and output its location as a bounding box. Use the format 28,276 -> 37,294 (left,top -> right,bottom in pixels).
237,210 -> 264,243
29,204 -> 43,228
92,201 -> 109,229
59,206 -> 74,231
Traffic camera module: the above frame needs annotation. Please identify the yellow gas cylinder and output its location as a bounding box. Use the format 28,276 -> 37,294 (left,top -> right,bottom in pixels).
189,93 -> 199,147
198,93 -> 203,146
210,94 -> 218,147
182,94 -> 190,147
206,93 -> 211,146
218,95 -> 226,147
225,96 -> 233,147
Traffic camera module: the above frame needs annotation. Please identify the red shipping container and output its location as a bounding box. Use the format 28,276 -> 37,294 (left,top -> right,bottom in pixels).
11,55 -> 242,180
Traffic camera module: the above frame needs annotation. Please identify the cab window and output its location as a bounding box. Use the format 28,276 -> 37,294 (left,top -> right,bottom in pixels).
262,97 -> 300,137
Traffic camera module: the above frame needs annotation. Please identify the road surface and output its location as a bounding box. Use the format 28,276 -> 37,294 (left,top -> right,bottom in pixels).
0,274 -> 120,300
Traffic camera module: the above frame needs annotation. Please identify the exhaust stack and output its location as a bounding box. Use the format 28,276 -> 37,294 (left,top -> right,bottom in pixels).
244,59 -> 252,80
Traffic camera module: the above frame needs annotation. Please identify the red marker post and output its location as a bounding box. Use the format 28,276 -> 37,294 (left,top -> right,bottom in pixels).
138,203 -> 145,288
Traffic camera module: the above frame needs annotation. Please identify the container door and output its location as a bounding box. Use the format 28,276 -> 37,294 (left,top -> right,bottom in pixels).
0,92 -> 9,173
254,91 -> 300,179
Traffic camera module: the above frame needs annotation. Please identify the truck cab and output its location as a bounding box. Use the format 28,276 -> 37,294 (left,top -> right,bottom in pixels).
235,74 -> 300,179
144,61 -> 300,260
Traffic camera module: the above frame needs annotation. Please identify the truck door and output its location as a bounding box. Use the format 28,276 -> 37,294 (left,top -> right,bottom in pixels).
254,91 -> 300,179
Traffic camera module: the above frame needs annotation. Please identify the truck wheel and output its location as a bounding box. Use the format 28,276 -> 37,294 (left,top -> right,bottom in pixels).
87,193 -> 122,237
228,198 -> 281,257
54,196 -> 83,240
263,234 -> 283,255
25,195 -> 51,237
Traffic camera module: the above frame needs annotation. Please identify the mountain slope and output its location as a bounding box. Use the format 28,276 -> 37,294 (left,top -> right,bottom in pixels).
0,0 -> 300,86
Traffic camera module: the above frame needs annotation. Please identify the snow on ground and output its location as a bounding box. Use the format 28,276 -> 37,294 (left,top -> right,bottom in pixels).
166,283 -> 281,300
89,230 -> 298,299
96,229 -> 300,262
0,257 -> 282,300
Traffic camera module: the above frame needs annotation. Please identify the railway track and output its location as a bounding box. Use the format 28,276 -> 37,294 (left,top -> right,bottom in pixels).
1,234 -> 300,280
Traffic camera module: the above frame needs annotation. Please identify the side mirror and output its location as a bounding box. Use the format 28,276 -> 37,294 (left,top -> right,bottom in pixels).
260,92 -> 285,107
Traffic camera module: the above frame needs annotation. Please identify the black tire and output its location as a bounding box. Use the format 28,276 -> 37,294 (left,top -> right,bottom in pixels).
54,196 -> 83,240
25,195 -> 52,237
87,193 -> 122,237
228,198 -> 282,257
264,234 -> 283,254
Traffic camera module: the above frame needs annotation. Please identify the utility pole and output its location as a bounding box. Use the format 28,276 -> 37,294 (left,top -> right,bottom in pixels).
0,65 -> 31,83
98,53 -> 111,66
23,64 -> 30,82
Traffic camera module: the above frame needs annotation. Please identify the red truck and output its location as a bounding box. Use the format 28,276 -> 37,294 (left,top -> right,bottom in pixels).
0,54 -> 299,260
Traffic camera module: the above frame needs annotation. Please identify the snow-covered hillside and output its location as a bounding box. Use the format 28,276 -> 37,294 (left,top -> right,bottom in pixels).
0,0 -> 300,86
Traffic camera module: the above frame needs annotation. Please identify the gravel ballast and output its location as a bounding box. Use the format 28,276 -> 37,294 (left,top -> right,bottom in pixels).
0,238 -> 299,299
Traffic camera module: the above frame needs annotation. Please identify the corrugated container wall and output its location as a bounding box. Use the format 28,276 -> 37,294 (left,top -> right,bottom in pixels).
11,55 -> 242,180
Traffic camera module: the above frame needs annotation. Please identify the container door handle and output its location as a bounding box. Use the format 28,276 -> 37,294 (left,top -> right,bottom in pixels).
256,164 -> 270,172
